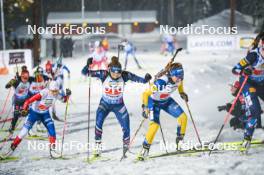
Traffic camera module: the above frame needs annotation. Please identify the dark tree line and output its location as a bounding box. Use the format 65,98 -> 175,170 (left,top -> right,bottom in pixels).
2,0 -> 264,30
1,0 -> 263,65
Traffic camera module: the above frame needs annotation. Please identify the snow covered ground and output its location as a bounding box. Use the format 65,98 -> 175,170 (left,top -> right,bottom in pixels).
0,46 -> 264,175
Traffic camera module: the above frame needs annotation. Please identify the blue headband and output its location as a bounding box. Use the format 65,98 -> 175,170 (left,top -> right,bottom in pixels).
110,66 -> 122,73
169,68 -> 184,79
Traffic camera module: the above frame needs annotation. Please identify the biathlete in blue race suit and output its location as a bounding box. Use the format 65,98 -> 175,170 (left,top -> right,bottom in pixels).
82,56 -> 152,157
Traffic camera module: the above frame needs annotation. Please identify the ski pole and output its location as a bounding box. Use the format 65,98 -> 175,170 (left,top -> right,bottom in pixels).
0,88 -> 11,116
87,66 -> 92,162
14,58 -> 19,79
0,117 -> 12,123
171,48 -> 183,62
185,101 -> 202,146
68,76 -> 71,90
120,81 -> 152,161
0,105 -> 12,130
0,116 -> 23,151
60,97 -> 70,157
209,76 -> 248,156
129,118 -> 146,150
117,44 -> 122,59
159,121 -> 168,154
120,118 -> 147,161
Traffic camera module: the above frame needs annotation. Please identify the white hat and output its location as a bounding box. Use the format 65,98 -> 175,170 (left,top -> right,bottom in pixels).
49,81 -> 59,91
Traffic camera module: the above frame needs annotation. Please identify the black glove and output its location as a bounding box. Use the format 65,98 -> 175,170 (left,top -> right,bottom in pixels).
217,105 -> 227,112
5,79 -> 16,89
230,117 -> 244,130
66,88 -> 72,96
144,73 -> 152,82
180,92 -> 188,102
226,103 -> 232,111
87,57 -> 93,66
141,104 -> 149,119
243,68 -> 252,76
5,83 -> 11,89
21,109 -> 28,117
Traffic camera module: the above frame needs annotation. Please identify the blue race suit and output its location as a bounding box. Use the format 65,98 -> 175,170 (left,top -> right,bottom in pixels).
232,48 -> 264,139
6,77 -> 33,131
141,75 -> 188,147
82,66 -> 147,146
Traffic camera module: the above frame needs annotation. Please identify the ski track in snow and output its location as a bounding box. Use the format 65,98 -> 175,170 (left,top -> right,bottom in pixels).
0,48 -> 264,175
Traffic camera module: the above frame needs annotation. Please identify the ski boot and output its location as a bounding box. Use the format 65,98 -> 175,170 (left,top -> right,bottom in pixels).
1,148 -> 14,159
8,126 -> 14,134
49,143 -> 60,158
240,136 -> 251,153
1,136 -> 22,159
137,144 -> 150,161
49,137 -> 60,158
122,144 -> 129,159
10,136 -> 21,151
176,134 -> 184,151
92,140 -> 102,158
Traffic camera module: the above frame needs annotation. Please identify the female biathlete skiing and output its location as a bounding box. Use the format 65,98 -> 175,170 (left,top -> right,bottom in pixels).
232,34 -> 264,150
138,62 -> 189,160
2,81 -> 71,158
81,56 -> 152,158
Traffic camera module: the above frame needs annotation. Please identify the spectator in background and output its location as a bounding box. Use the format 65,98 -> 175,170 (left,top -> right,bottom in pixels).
66,37 -> 74,57
88,41 -> 108,70
60,34 -> 65,57
0,38 -> 2,50
101,37 -> 109,51
52,37 -> 57,59
26,39 -> 33,49
20,39 -> 25,49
